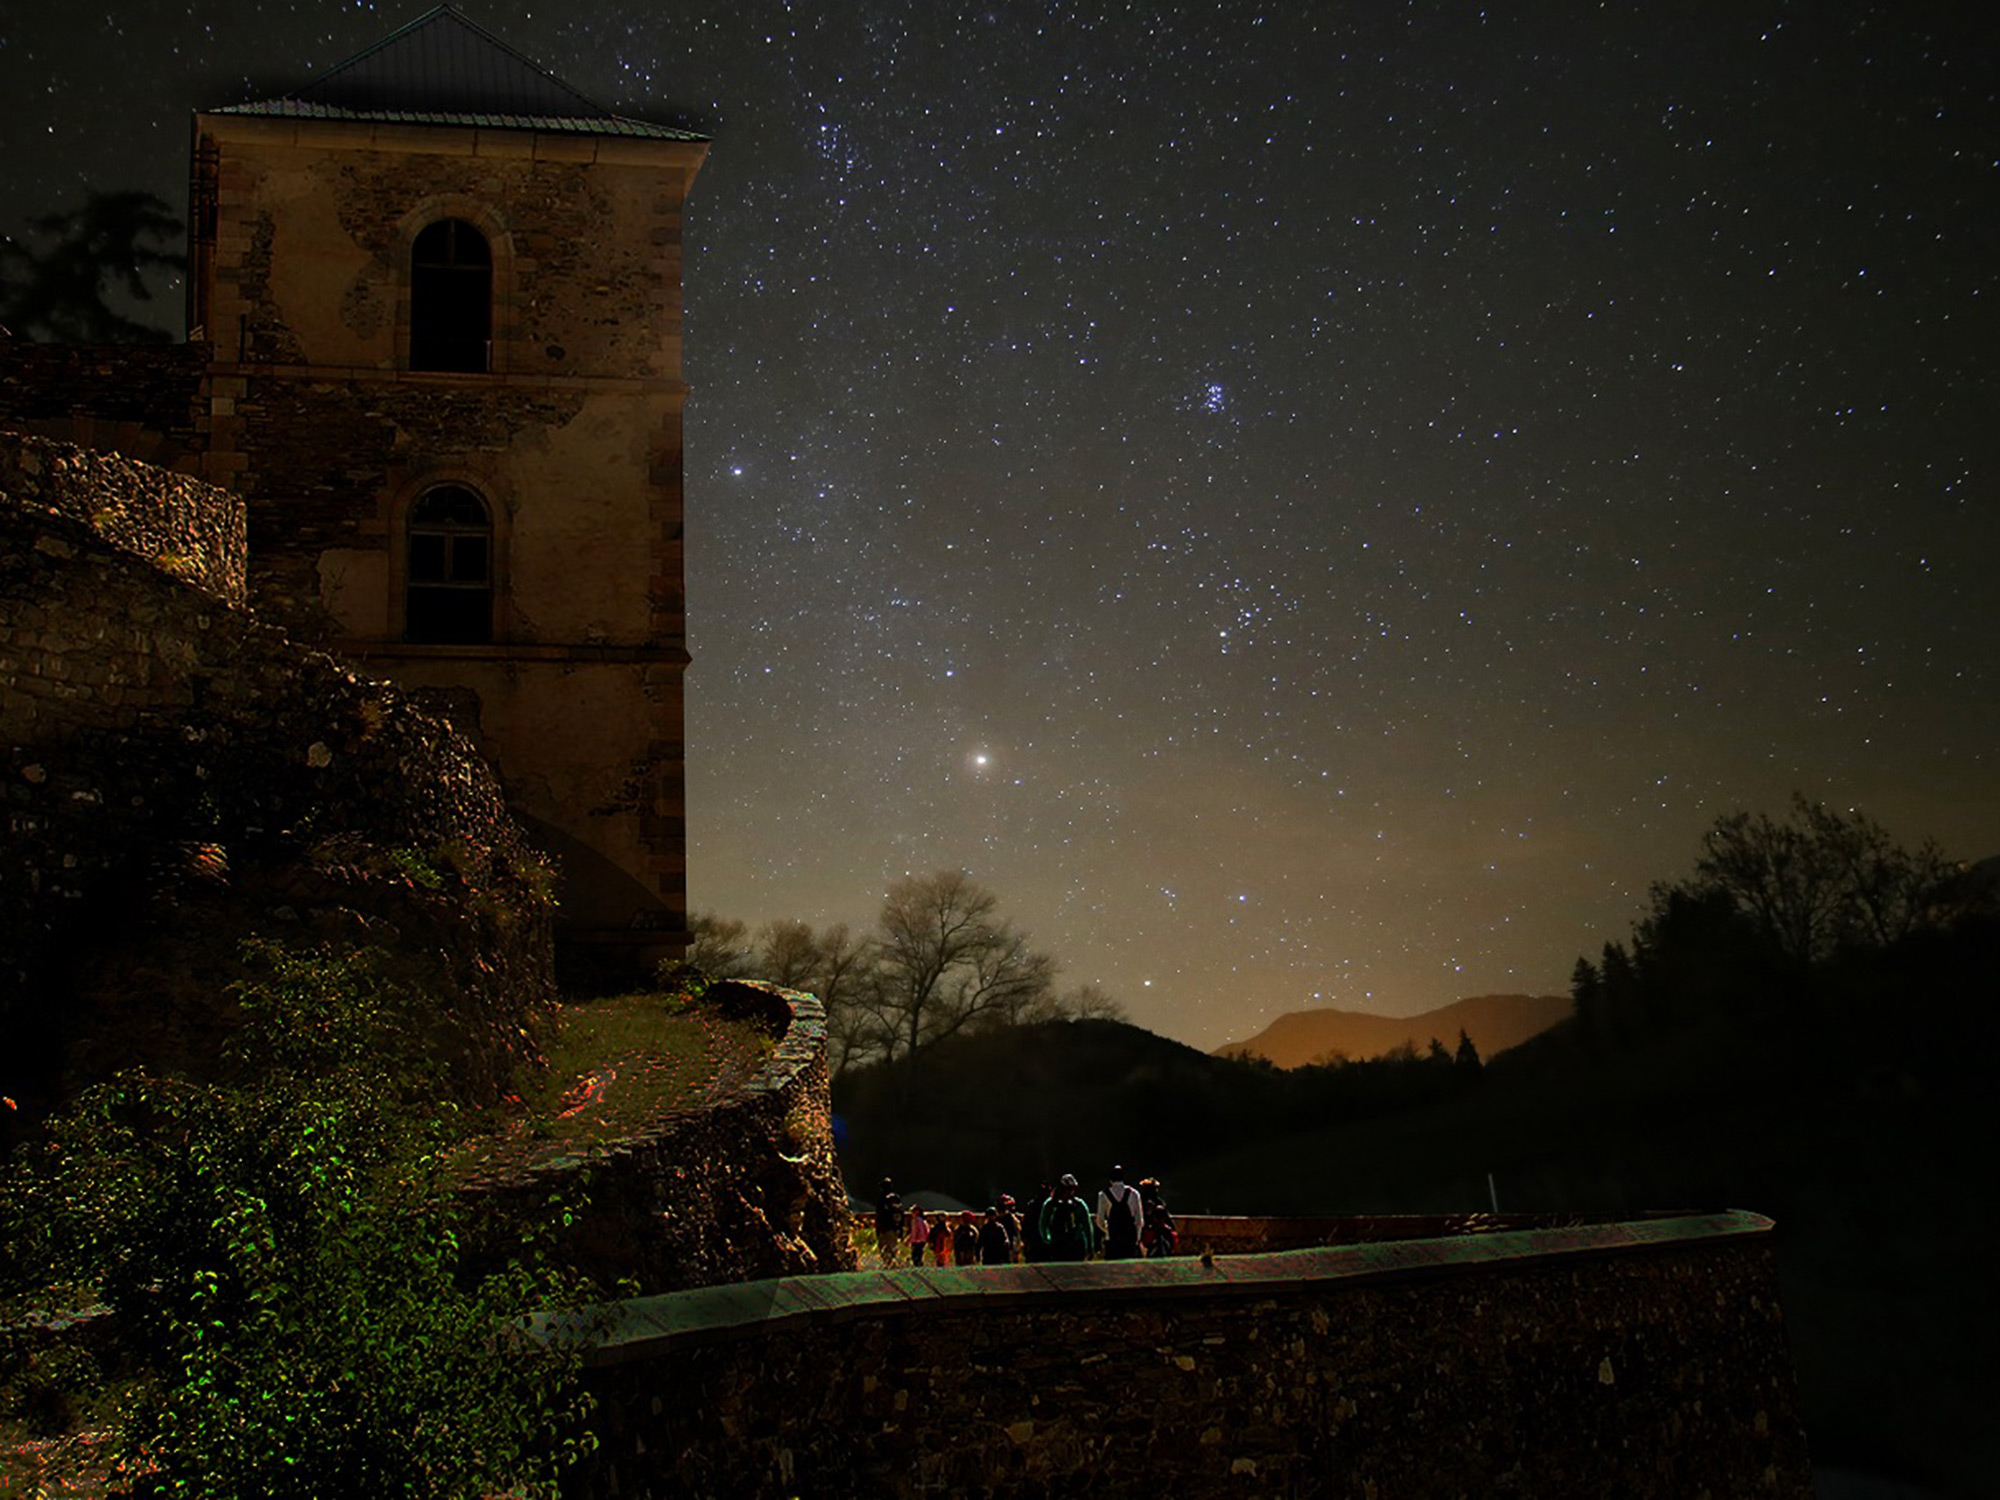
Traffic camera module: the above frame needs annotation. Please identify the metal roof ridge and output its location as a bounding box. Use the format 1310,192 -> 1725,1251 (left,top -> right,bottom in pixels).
203,98 -> 708,142
296,5 -> 612,119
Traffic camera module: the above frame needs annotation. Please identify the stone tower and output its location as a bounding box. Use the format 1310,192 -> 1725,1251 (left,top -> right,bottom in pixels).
186,6 -> 707,975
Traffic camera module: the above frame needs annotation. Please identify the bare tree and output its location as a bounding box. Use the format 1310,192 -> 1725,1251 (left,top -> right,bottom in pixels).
1693,794 -> 1954,967
751,920 -> 882,1076
805,923 -> 873,1016
682,883 -> 1086,1078
683,911 -> 754,979
1057,982 -> 1128,1023
1798,799 -> 1952,950
867,871 -> 1057,1064
756,919 -> 822,987
1694,805 -> 1848,968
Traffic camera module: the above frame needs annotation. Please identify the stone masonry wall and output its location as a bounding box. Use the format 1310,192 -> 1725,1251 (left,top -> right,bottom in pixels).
569,1213 -> 1813,1500
0,431 -> 556,1133
462,980 -> 857,1295
216,373 -> 591,637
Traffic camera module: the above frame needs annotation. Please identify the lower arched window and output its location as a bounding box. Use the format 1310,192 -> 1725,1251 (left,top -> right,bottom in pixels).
405,485 -> 493,643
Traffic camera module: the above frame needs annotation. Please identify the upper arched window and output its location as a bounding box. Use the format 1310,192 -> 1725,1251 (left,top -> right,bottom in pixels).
405,484 -> 493,643
410,219 -> 492,373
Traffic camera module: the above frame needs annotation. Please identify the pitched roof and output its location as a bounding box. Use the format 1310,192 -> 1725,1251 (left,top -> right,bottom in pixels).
213,5 -> 705,141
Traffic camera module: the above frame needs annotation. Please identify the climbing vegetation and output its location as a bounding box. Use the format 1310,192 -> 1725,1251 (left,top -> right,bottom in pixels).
0,942 -> 597,1500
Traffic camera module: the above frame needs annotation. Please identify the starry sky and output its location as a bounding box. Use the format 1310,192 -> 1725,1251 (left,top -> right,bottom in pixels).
4,1 -> 1996,1049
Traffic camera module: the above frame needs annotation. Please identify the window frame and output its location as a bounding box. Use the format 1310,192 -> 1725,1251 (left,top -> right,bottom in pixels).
401,482 -> 498,645
394,201 -> 512,376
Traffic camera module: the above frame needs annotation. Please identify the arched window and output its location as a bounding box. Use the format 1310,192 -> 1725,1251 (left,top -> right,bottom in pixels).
409,219 -> 491,372
405,485 -> 493,643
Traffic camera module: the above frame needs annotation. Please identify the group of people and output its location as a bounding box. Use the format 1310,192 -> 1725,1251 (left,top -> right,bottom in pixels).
871,1166 -> 1177,1267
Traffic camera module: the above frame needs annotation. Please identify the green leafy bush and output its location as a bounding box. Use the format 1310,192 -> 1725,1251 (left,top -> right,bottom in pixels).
1,943 -> 596,1499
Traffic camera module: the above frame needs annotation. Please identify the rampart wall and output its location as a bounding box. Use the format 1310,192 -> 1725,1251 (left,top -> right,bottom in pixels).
462,980 -> 857,1295
567,1211 -> 1811,1499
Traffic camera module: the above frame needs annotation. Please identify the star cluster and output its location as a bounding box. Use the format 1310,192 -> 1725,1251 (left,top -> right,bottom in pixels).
4,1 -> 1995,1046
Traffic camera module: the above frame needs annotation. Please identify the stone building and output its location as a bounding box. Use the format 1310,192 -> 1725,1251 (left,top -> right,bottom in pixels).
4,6 -> 708,975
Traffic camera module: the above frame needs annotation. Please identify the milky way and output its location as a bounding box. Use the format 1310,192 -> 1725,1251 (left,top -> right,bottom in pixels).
5,1 -> 1996,1046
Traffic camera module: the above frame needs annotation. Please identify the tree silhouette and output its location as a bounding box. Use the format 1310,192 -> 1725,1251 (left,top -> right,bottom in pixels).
1568,796 -> 1967,1054
680,910 -> 753,979
866,870 -> 1057,1068
0,190 -> 184,344
1569,955 -> 1604,1048
1692,794 -> 1953,967
749,918 -> 874,1075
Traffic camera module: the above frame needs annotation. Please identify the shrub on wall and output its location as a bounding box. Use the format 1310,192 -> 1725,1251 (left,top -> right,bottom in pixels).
0,942 -> 596,1500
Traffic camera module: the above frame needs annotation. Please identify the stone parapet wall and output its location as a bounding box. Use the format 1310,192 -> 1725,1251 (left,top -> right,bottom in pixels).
463,980 -> 856,1295
1171,1209 -> 1672,1257
0,432 -> 245,604
568,1211 -> 1812,1499
1,439 -> 556,1131
0,343 -> 207,470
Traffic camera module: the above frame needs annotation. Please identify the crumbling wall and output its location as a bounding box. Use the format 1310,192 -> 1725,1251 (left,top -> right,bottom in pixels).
462,981 -> 857,1294
0,432 -> 243,603
0,431 -> 556,1133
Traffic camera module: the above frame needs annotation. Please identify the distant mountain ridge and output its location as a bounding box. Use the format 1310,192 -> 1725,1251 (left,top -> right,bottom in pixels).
1214,993 -> 1570,1069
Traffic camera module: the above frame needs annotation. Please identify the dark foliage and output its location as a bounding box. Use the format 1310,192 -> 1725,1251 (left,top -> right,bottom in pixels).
0,943 -> 595,1500
0,191 -> 184,344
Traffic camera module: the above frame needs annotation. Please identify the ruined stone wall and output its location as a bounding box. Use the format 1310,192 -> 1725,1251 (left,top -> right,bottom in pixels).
0,432 -> 243,603
0,343 -> 207,470
0,432 -> 556,1131
569,1213 -> 1812,1500
463,981 -> 856,1295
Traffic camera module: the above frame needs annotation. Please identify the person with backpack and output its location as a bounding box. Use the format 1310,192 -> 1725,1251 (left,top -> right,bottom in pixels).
996,1194 -> 1025,1263
1039,1173 -> 1096,1261
978,1205 -> 1014,1266
1139,1176 -> 1177,1258
1098,1165 -> 1145,1260
1021,1182 -> 1053,1263
874,1177 -> 904,1266
952,1210 -> 981,1267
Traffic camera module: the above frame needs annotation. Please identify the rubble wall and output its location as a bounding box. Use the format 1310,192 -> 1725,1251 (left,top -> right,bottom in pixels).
0,432 -> 243,603
0,431 -> 555,1130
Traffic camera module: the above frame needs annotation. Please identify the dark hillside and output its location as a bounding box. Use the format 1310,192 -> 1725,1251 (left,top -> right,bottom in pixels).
833,1017 -> 1484,1205
835,1020 -> 1258,1200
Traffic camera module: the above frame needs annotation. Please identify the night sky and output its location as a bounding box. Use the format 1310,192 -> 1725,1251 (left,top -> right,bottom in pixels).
5,2 -> 1996,1049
